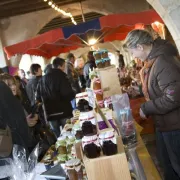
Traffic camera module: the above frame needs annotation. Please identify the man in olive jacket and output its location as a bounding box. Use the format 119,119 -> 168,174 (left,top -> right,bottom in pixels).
124,30 -> 180,180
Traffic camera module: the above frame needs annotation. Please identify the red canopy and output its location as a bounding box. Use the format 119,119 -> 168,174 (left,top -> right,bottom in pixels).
4,10 -> 163,59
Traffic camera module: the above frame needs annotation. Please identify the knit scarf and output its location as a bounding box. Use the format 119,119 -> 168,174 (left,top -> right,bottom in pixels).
139,59 -> 156,101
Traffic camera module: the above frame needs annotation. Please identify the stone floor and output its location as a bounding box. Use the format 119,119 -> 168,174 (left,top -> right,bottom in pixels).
141,134 -> 164,180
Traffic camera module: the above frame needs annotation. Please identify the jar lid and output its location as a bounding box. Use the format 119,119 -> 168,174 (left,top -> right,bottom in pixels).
65,158 -> 81,167
93,51 -> 102,55
76,92 -> 88,98
100,49 -> 108,53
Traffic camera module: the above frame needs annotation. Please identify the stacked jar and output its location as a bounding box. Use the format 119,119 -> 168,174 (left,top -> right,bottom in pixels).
82,134 -> 101,159
99,128 -> 117,156
93,49 -> 111,69
93,51 -> 104,68
101,49 -> 111,67
93,77 -> 104,108
55,136 -> 67,163
79,110 -> 97,136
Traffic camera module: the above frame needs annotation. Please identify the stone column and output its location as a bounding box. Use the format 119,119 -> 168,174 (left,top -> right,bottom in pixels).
0,30 -> 7,68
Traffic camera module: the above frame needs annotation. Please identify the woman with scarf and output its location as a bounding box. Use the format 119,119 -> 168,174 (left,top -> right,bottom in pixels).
124,30 -> 180,180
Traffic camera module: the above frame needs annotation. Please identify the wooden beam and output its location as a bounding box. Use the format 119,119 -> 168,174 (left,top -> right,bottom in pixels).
0,0 -> 19,6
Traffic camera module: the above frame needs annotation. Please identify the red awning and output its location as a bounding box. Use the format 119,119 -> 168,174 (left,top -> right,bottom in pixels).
4,10 -> 163,59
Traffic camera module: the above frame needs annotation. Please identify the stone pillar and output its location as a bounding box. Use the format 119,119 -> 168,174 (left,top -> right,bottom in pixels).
0,30 -> 7,68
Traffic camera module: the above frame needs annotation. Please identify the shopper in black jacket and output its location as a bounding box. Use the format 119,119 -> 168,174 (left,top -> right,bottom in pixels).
37,57 -> 75,137
26,64 -> 42,106
0,81 -> 29,152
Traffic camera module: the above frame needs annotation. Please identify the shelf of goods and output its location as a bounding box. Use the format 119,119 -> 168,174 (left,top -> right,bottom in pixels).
75,136 -> 131,180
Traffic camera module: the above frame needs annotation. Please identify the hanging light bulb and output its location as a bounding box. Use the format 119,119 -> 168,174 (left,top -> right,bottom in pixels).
43,0 -> 77,25
48,1 -> 52,6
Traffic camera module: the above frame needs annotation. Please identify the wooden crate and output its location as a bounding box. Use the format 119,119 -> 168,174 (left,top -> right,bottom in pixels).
75,136 -> 131,180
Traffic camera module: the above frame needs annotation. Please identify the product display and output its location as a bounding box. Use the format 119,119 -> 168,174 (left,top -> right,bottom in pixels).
93,49 -> 111,69
40,86 -> 147,180
93,77 -> 104,107
82,135 -> 101,159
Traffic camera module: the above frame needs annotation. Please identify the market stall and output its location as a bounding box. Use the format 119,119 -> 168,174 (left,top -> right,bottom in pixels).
36,49 -> 161,180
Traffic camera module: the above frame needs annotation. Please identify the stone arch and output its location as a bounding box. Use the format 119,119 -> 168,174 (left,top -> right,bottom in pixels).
146,0 -> 180,52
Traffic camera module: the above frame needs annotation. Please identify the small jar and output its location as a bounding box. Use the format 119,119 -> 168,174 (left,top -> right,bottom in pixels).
82,121 -> 97,136
79,110 -> 96,127
55,136 -> 67,153
66,159 -> 83,180
96,59 -> 105,69
104,59 -> 111,67
102,140 -> 117,156
77,99 -> 92,112
58,146 -> 67,154
94,89 -> 103,102
99,128 -> 117,156
57,154 -> 67,163
66,135 -> 76,154
93,51 -> 102,60
101,49 -> 108,58
82,135 -> 101,158
93,78 -> 102,90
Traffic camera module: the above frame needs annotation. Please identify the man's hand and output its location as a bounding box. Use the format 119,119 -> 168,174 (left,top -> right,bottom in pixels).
26,114 -> 38,127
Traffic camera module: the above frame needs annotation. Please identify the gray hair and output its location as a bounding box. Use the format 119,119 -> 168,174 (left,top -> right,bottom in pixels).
123,29 -> 153,49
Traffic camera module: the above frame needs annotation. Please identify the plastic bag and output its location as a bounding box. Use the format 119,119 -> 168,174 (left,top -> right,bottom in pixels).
0,144 -> 39,180
111,93 -> 137,146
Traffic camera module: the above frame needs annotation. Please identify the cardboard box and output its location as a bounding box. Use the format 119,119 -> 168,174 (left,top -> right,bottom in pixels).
75,136 -> 131,180
96,65 -> 122,98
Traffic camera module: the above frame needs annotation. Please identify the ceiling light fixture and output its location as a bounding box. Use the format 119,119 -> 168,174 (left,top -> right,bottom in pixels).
88,38 -> 97,46
43,0 -> 77,25
48,1 -> 52,6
